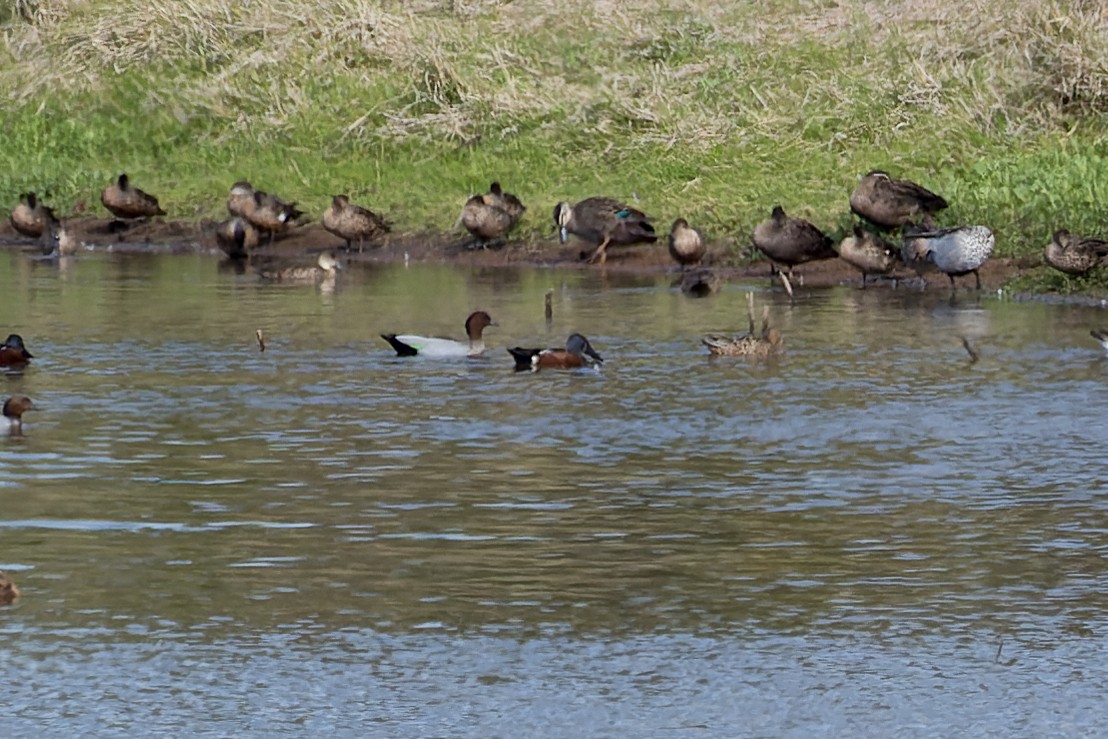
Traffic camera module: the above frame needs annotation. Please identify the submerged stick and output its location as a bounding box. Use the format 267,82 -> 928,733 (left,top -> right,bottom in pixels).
961,336 -> 979,364
256,329 -> 266,353
778,271 -> 794,302
544,289 -> 553,324
746,291 -> 756,335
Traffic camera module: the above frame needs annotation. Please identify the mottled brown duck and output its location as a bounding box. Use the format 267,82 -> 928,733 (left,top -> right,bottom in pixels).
668,218 -> 706,268
553,197 -> 656,265
836,225 -> 900,286
10,192 -> 54,238
100,174 -> 166,222
1043,228 -> 1108,276
215,217 -> 259,259
849,170 -> 948,229
322,195 -> 390,252
678,268 -> 721,297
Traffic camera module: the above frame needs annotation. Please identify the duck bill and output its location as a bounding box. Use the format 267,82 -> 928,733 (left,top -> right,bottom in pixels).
559,226 -> 568,244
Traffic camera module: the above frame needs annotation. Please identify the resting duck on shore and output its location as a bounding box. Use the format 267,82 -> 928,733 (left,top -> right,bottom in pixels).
461,182 -> 526,249
227,181 -> 303,244
507,333 -> 604,372
322,195 -> 390,252
381,310 -> 496,358
835,225 -> 900,286
1043,228 -> 1108,276
668,218 -> 706,269
101,174 -> 166,222
0,334 -> 33,368
903,223 -> 995,289
849,170 -> 948,229
553,197 -> 656,265
10,192 -> 54,238
215,217 -> 259,259
1,394 -> 35,437
752,205 -> 836,278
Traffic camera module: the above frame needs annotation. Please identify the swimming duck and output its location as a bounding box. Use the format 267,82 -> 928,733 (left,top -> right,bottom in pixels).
255,251 -> 342,282
381,310 -> 496,358
668,218 -> 706,268
100,174 -> 166,221
553,197 -> 657,265
1,394 -> 34,436
678,267 -> 721,297
461,182 -> 526,248
1043,229 -> 1108,276
507,333 -> 604,372
849,170 -> 948,229
215,217 -> 259,259
702,293 -> 783,357
0,571 -> 18,604
835,224 -> 900,285
0,334 -> 33,367
10,192 -> 54,238
322,195 -> 390,252
903,224 -> 995,289
1090,329 -> 1108,353
752,205 -> 836,276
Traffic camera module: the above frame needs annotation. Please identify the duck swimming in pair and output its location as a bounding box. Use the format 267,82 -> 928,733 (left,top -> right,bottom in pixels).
0,571 -> 19,604
461,182 -> 526,249
554,197 -> 656,265
381,311 -> 496,358
10,192 -> 55,238
1043,229 -> 1108,276
101,174 -> 166,222
752,205 -> 836,277
507,333 -> 604,371
903,223 -> 994,289
836,225 -> 900,286
322,195 -> 390,252
0,334 -> 33,368
215,217 -> 259,259
849,170 -> 948,229
668,218 -> 706,269
1,395 -> 34,436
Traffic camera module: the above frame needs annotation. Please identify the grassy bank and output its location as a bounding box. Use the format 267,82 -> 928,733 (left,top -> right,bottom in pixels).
1,0 -> 1107,271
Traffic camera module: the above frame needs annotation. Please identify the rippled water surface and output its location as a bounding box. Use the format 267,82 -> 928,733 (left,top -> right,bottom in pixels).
1,251 -> 1106,736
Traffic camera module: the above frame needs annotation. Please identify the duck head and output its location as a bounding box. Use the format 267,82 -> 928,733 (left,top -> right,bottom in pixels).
464,311 -> 496,340
566,333 -> 603,363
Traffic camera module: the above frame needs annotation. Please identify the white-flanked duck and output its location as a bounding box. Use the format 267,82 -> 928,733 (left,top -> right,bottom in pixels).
381,311 -> 496,358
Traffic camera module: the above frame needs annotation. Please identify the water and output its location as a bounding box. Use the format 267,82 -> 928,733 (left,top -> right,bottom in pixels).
1,250 -> 1106,736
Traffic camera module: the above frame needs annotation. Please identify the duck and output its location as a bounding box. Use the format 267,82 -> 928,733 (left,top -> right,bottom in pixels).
255,251 -> 342,282
10,192 -> 54,238
227,180 -> 257,218
461,182 -> 526,248
215,217 -> 259,259
1090,329 -> 1108,353
903,224 -> 995,289
752,205 -> 837,276
0,334 -> 33,367
678,267 -> 721,297
100,173 -> 166,221
1043,228 -> 1108,276
553,197 -> 656,265
227,182 -> 303,243
849,170 -> 948,229
0,571 -> 19,605
322,195 -> 390,252
835,224 -> 900,285
1,394 -> 34,436
41,216 -> 78,257
381,310 -> 496,358
668,218 -> 706,268
507,333 -> 604,372
702,293 -> 783,357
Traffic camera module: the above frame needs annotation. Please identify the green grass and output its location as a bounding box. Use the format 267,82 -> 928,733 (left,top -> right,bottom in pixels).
2,0 -> 1108,287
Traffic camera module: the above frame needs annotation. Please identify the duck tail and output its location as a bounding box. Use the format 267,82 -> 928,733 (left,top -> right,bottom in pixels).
381,334 -> 418,356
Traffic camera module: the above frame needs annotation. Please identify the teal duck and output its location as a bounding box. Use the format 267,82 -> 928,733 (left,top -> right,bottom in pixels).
0,570 -> 19,604
1043,228 -> 1108,275
322,195 -> 390,252
101,174 -> 166,221
836,225 -> 900,285
462,182 -> 525,248
553,197 -> 656,265
668,218 -> 706,268
215,217 -> 259,259
10,192 -> 54,238
849,171 -> 948,229
507,333 -> 604,372
752,205 -> 836,276
903,224 -> 994,289
678,268 -> 720,297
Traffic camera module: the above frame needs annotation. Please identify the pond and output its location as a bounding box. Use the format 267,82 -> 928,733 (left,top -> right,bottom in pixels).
1,250 -> 1106,736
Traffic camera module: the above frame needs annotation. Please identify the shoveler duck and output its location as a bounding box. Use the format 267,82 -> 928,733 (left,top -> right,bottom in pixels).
702,293 -> 783,357
382,310 -> 496,358
678,267 -> 721,297
255,251 -> 342,282
0,571 -> 19,604
554,197 -> 656,265
903,224 -> 994,289
1,394 -> 34,436
215,217 -> 259,259
101,174 -> 166,221
507,333 -> 604,372
849,170 -> 948,229
1090,329 -> 1108,354
0,334 -> 33,368
836,224 -> 900,285
752,205 -> 836,277
10,192 -> 54,238
1043,229 -> 1108,276
668,218 -> 706,268
322,195 -> 390,252
461,182 -> 526,249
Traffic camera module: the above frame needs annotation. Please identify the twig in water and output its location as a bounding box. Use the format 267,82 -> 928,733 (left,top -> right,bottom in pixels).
778,271 -> 794,302
544,289 -> 553,324
962,336 -> 979,364
256,329 -> 266,353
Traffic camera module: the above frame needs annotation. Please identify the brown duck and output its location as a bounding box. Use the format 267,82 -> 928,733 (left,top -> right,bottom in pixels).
10,192 -> 54,238
678,268 -> 720,297
836,225 -> 900,285
668,218 -> 706,268
849,171 -> 948,229
702,294 -> 782,357
1043,228 -> 1108,276
322,195 -> 390,252
215,217 -> 259,259
0,571 -> 19,605
461,182 -> 525,248
101,174 -> 166,220
752,205 -> 836,276
554,197 -> 656,265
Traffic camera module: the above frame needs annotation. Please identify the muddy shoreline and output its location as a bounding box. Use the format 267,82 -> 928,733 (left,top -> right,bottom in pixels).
0,216 -> 1048,291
